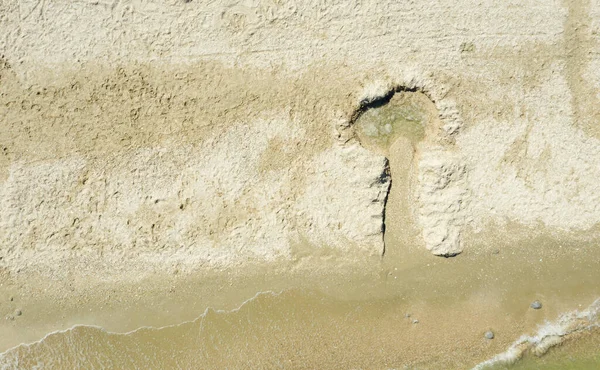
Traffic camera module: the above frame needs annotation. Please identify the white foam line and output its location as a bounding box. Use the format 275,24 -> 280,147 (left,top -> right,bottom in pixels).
0,289 -> 283,359
472,298 -> 600,370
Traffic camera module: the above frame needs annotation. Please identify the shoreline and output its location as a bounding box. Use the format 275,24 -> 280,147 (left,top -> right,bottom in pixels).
2,237 -> 600,368
2,0 -> 600,368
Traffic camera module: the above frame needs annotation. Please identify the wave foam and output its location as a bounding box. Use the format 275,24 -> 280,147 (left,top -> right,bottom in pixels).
472,298 -> 600,369
0,290 -> 281,369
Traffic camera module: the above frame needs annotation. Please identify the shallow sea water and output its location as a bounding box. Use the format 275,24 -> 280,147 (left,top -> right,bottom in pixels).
1,290 -> 600,369
0,289 -> 452,369
2,241 -> 600,370
487,332 -> 600,370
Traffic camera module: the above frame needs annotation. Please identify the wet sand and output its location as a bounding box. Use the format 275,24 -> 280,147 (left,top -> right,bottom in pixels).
1,234 -> 600,368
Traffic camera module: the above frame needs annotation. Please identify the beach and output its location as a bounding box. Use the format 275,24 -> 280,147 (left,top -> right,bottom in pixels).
1,0 -> 600,368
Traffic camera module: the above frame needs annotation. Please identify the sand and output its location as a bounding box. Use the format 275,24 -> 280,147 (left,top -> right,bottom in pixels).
2,0 -> 600,275
1,228 -> 600,368
1,0 -> 600,367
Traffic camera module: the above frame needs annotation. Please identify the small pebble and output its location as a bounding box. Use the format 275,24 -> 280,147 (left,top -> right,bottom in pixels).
530,300 -> 542,310
405,313 -> 411,318
5,315 -> 14,321
492,249 -> 500,255
412,319 -> 419,324
484,331 -> 495,340
14,309 -> 22,317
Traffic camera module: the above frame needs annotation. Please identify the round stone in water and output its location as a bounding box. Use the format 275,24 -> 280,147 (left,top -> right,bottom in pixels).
530,300 -> 542,309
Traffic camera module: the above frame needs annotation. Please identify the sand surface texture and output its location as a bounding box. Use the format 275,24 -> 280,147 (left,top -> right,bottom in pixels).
1,0 -> 600,368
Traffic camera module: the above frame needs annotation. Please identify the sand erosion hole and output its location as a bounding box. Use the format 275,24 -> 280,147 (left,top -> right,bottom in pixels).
352,88 -> 442,257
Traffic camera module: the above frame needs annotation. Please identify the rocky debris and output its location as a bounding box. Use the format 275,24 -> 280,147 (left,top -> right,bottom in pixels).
530,300 -> 542,310
412,319 -> 419,324
484,331 -> 494,340
14,309 -> 22,316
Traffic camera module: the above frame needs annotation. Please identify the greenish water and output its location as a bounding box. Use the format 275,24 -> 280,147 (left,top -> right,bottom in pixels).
508,357 -> 600,370
500,328 -> 600,370
489,349 -> 600,370
477,316 -> 600,370
354,91 -> 430,152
